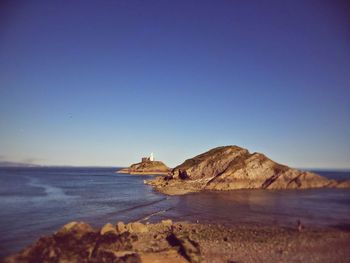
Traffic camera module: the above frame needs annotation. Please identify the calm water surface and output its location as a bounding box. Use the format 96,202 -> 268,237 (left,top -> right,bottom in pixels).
0,167 -> 349,257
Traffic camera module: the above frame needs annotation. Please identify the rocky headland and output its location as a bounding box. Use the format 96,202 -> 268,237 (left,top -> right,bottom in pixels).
3,220 -> 350,263
146,146 -> 350,195
117,161 -> 170,175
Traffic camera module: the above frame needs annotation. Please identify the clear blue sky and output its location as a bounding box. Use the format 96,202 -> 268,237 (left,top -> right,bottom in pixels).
1,0 -> 349,168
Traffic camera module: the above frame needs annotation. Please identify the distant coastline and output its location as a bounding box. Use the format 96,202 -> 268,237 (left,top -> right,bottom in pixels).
117,169 -> 169,175
0,161 -> 41,168
1,164 -> 349,172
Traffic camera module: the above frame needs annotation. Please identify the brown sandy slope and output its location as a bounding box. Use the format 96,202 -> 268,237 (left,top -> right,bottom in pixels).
3,220 -> 350,263
117,161 -> 170,175
146,146 -> 350,195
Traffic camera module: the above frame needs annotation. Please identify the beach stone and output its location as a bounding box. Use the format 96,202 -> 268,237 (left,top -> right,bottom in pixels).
131,222 -> 148,233
127,222 -> 148,233
166,233 -> 201,263
58,221 -> 94,237
161,219 -> 173,227
60,221 -> 79,232
116,221 -> 127,233
100,223 -> 117,235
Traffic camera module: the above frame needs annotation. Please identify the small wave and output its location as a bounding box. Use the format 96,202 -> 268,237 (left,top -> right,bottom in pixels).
138,207 -> 173,222
111,197 -> 168,215
26,177 -> 72,200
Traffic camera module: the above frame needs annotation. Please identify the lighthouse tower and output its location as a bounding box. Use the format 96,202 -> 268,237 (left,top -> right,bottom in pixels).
150,152 -> 154,161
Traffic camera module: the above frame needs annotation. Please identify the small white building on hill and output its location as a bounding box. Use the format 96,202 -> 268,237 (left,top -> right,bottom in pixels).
141,152 -> 154,163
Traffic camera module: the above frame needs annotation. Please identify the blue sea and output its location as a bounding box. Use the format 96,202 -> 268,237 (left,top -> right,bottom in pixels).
0,167 -> 349,258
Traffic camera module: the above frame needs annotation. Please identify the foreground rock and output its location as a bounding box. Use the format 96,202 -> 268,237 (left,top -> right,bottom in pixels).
146,146 -> 350,195
3,220 -> 350,263
117,160 -> 170,175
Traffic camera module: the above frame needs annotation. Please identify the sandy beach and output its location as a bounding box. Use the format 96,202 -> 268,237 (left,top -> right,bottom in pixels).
3,220 -> 350,263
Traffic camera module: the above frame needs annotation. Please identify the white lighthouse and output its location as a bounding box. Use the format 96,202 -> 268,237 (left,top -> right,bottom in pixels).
150,152 -> 154,161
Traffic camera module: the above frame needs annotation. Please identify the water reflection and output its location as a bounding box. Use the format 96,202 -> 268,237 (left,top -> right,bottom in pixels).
160,189 -> 350,227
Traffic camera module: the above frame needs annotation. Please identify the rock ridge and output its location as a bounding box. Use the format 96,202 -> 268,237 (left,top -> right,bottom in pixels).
146,145 -> 350,195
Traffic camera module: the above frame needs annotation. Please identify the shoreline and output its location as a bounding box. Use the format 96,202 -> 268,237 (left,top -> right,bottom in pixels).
144,175 -> 350,196
143,146 -> 350,196
2,168 -> 350,262
117,170 -> 169,175
3,220 -> 350,263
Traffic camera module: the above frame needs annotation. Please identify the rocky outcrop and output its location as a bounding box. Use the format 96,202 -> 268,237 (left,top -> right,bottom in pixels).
3,220 -> 201,263
117,161 -> 170,175
3,221 -> 139,263
3,220 -> 350,263
146,146 -> 350,195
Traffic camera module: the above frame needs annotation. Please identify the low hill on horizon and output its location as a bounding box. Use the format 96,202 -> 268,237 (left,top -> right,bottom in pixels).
117,160 -> 170,175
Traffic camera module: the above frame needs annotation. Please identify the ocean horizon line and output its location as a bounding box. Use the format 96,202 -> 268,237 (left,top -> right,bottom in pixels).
1,164 -> 350,172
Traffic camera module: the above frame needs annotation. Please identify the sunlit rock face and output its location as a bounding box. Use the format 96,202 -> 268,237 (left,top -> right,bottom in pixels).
146,146 -> 350,195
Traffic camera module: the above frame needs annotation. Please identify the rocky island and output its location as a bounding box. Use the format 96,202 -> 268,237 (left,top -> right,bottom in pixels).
117,153 -> 170,175
146,146 -> 350,195
117,160 -> 170,175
